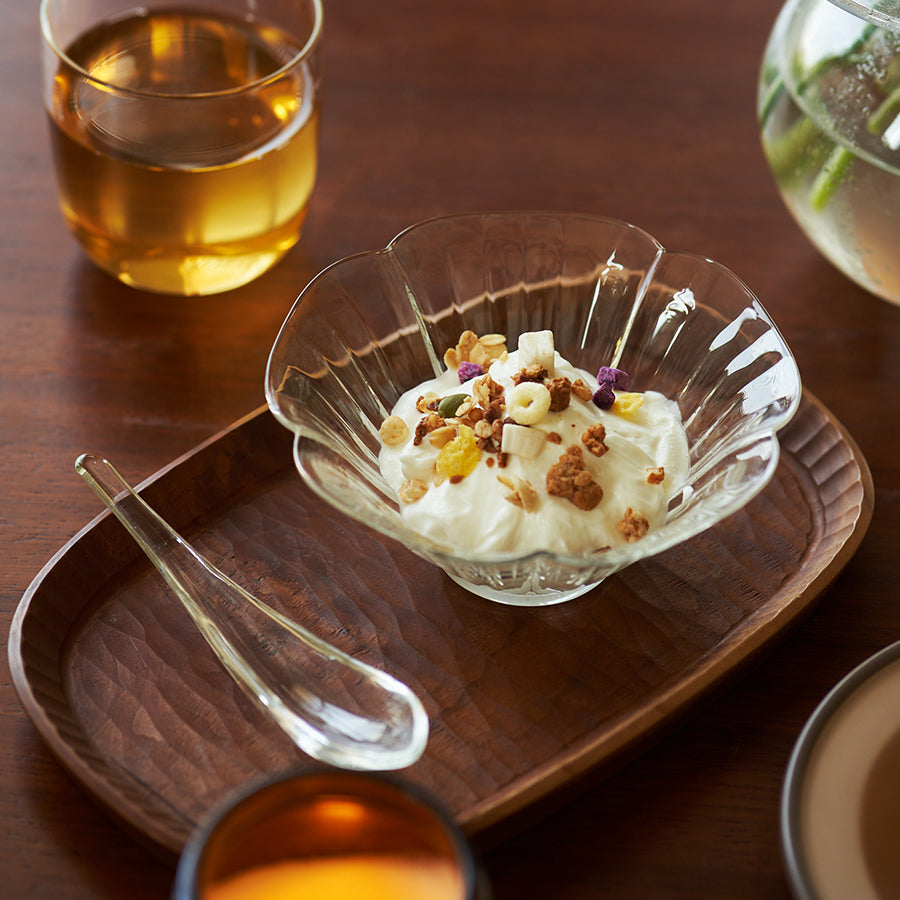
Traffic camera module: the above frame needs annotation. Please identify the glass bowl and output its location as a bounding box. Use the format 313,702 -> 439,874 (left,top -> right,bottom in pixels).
265,212 -> 802,606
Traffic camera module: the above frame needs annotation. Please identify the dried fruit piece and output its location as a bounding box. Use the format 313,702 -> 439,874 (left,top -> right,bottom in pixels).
379,415 -> 409,446
458,361 -> 484,383
598,366 -> 629,390
612,393 -> 645,417
592,381 -> 615,410
507,381 -> 551,424
435,424 -> 480,480
518,330 -> 555,375
500,422 -> 546,459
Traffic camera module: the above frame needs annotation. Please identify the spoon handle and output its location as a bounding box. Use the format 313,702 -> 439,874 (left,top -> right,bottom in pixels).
75,453 -> 428,771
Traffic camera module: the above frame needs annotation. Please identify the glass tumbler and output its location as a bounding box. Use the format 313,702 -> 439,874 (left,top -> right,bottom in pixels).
40,0 -> 322,296
172,769 -> 480,900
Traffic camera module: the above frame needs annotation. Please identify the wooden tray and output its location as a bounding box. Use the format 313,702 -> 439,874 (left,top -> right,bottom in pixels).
9,391 -> 873,859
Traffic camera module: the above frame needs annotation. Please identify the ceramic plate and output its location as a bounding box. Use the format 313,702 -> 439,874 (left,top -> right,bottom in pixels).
782,640 -> 900,900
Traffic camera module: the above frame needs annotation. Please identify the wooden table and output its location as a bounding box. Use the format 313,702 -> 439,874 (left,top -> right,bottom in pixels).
2,0 -> 898,896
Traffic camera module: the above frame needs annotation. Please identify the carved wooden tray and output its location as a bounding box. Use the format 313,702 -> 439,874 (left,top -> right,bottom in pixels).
9,391 -> 873,860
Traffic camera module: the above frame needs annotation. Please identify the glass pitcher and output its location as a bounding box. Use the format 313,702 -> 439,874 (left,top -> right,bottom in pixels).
759,0 -> 900,305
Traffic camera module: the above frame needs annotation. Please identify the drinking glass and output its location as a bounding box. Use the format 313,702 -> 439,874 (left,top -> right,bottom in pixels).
40,0 -> 322,296
172,769 -> 480,900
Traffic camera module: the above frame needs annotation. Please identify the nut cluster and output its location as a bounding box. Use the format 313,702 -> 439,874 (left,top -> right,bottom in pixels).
443,330 -> 508,372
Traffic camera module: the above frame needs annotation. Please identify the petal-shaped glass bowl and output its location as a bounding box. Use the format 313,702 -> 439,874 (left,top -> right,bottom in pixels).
265,213 -> 802,606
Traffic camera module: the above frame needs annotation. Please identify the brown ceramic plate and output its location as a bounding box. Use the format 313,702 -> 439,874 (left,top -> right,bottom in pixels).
9,391 -> 872,859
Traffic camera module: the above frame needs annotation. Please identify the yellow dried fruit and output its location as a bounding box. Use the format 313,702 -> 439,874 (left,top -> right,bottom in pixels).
435,424 -> 480,481
612,392 -> 645,417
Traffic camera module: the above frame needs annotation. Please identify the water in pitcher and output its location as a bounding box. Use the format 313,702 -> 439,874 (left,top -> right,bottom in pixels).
759,0 -> 900,305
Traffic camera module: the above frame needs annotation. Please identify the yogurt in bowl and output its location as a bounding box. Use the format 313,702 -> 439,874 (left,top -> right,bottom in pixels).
378,330 -> 690,558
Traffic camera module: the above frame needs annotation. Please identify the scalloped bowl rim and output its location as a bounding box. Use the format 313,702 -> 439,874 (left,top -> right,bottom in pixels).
267,211 -> 802,585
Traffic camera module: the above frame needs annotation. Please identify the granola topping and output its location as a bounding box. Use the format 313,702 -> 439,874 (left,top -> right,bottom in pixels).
416,392 -> 440,413
443,330 -> 509,371
413,412 -> 445,446
570,379 -> 593,402
646,466 -> 665,485
581,422 -> 609,457
378,330 -> 689,555
618,507 -> 650,542
512,364 -> 548,385
399,479 -> 428,503
498,474 -> 541,512
379,415 -> 409,446
546,376 -> 572,412
546,446 -> 604,511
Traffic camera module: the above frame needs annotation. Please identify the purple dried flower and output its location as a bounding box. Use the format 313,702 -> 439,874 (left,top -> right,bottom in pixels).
592,381 -> 615,410
597,366 -> 629,390
458,361 -> 484,383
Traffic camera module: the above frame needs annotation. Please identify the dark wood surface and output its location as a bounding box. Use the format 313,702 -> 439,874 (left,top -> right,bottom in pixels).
2,0 -> 898,897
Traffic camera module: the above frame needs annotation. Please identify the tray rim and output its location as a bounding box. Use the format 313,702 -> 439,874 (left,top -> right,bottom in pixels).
8,390 -> 875,857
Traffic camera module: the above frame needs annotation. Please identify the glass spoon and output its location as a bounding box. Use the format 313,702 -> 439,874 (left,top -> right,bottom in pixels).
74,453 -> 429,771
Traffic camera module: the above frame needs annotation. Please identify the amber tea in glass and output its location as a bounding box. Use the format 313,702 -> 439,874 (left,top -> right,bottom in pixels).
40,0 -> 322,295
172,769 -> 478,900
